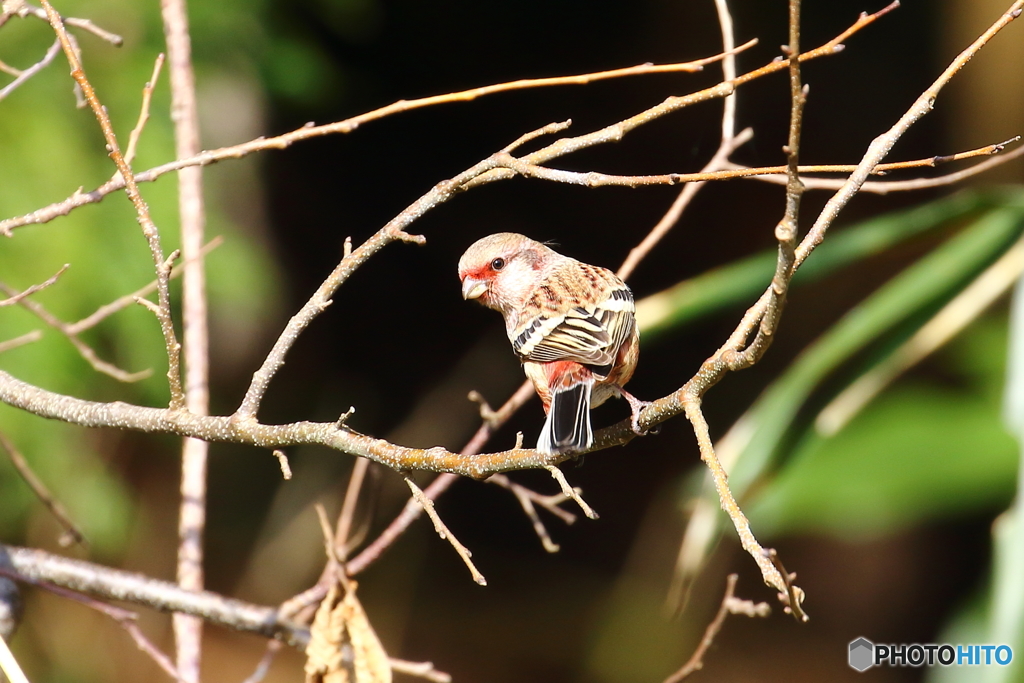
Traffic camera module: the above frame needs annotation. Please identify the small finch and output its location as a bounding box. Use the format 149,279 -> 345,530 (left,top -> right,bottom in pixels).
458,233 -> 645,455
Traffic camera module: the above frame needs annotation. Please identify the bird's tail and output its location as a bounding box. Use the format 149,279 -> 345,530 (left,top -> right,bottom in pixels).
537,376 -> 594,455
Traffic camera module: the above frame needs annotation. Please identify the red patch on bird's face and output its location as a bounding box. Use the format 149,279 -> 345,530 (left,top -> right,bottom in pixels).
464,265 -> 495,282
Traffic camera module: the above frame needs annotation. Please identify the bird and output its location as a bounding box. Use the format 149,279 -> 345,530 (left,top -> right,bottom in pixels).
458,232 -> 645,455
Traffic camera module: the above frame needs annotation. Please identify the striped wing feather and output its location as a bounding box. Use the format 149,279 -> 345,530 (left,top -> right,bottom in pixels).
512,275 -> 634,379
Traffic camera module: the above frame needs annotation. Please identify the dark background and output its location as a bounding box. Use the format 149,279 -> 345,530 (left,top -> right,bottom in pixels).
193,1 -> 1019,681
3,0 -> 1022,681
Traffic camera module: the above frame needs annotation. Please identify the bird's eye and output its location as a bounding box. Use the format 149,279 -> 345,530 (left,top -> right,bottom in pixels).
490,257 -> 506,271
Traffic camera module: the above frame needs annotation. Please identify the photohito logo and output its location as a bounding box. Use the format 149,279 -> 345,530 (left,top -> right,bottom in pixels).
849,637 -> 1013,671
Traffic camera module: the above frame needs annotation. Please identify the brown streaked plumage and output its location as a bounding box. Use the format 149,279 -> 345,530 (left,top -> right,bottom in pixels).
458,233 -> 644,455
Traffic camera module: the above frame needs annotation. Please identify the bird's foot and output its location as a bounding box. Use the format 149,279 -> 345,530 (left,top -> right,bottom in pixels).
616,387 -> 653,436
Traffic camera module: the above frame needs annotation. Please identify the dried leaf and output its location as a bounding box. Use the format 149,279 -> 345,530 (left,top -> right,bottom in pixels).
305,580 -> 391,683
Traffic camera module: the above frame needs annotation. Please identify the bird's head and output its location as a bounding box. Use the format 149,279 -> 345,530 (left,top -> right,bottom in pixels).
458,232 -> 553,315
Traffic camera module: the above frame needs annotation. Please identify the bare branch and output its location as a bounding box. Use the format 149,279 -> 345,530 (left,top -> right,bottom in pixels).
13,2 -> 124,45
39,0 -> 184,406
388,658 -> 452,683
10,574 -> 181,680
3,16 -> 894,236
405,477 -> 486,586
738,139 -> 1024,194
487,473 -> 577,553
497,137 -> 1020,190
544,465 -> 598,520
0,263 -> 68,307
0,39 -> 60,103
0,547 -> 309,645
0,430 -> 86,547
0,330 -> 43,355
0,280 -> 152,382
336,457 -> 370,561
160,0 -> 210,673
123,53 -> 165,165
663,574 -> 770,683
68,236 -> 222,336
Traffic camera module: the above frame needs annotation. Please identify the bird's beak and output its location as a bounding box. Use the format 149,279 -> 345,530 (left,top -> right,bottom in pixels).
461,277 -> 488,300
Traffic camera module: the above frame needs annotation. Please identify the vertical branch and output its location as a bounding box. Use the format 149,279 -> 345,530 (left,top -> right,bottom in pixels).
677,0 -> 808,620
616,0 -> 747,281
714,0 -> 738,142
160,0 -> 208,679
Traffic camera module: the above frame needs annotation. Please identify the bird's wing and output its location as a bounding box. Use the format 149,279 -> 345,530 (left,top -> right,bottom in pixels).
512,265 -> 634,377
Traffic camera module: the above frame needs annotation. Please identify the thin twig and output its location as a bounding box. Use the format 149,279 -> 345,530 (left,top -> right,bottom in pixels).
503,482 -> 560,553
347,380 -> 536,576
67,237 -> 223,336
0,56 -> 23,77
0,330 -> 43,355
663,574 -> 770,683
39,0 -> 184,407
0,239 -> 218,375
493,136 -> 1020,190
617,129 -> 754,281
0,38 -> 61,102
271,450 -> 292,479
737,140 -> 1024,194
347,473 -> 459,577
487,473 -> 578,552
10,24 -> 909,236
124,53 -> 165,166
16,3 -> 124,45
544,466 -> 598,520
404,477 -> 487,586
388,658 -> 452,683
0,430 -> 86,547
0,280 -> 152,382
764,549 -> 803,618
335,457 -> 370,561
241,639 -> 282,683
0,263 -> 69,307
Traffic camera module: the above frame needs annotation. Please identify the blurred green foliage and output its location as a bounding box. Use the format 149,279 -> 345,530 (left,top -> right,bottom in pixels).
750,317 -> 1018,538
640,189 -> 1024,542
0,0 -> 282,556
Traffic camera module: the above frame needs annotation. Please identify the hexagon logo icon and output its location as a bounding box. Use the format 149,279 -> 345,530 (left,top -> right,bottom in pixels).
849,638 -> 874,672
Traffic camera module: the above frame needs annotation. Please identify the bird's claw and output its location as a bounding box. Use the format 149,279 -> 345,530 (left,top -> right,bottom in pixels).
629,400 -> 653,436
615,386 -> 652,436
